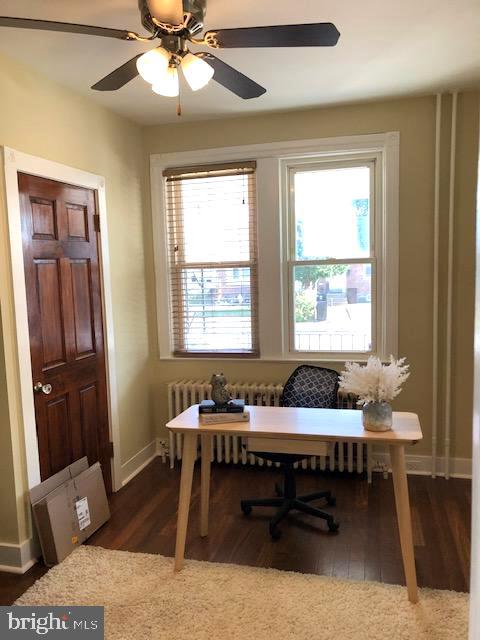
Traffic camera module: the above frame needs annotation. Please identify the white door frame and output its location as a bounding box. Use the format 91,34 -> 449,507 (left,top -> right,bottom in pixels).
0,147 -> 122,492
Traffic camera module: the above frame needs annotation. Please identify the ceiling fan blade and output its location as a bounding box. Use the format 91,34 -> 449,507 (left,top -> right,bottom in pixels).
197,53 -> 266,100
146,0 -> 183,23
91,55 -> 142,91
0,16 -> 138,40
204,23 -> 340,48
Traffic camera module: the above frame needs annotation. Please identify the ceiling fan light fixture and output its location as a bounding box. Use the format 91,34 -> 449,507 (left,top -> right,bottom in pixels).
0,9 -> 341,103
181,52 -> 214,91
152,66 -> 179,97
136,46 -> 170,84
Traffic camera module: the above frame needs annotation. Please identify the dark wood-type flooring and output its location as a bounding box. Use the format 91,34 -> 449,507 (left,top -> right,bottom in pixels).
0,459 -> 471,604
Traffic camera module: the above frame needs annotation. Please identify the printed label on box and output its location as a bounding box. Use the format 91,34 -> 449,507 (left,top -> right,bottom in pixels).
75,497 -> 91,531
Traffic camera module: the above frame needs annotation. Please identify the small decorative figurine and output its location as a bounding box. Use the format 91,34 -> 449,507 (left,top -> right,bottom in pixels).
210,373 -> 232,406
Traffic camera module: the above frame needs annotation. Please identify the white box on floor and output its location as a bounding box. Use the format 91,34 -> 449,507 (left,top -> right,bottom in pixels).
30,458 -> 110,566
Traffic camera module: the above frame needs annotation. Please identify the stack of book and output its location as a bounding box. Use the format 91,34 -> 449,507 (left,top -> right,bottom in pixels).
198,399 -> 249,424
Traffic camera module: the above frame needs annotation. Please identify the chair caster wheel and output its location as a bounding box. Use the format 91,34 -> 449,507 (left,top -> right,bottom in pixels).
327,519 -> 339,533
269,524 -> 282,540
241,502 -> 252,516
274,483 -> 283,497
326,496 -> 336,507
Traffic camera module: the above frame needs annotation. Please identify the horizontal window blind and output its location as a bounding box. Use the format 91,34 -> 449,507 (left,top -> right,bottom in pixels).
164,161 -> 259,356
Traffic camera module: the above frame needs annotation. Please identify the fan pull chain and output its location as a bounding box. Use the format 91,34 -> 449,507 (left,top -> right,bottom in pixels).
177,82 -> 182,117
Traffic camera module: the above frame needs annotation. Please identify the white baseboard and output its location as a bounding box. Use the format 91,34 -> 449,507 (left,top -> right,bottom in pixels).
120,440 -> 159,487
0,537 -> 40,574
372,452 -> 472,479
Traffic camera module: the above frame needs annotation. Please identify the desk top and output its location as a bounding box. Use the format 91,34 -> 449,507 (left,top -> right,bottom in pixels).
166,405 -> 422,445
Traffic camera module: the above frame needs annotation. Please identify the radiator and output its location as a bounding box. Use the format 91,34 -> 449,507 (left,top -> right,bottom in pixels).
167,380 -> 373,482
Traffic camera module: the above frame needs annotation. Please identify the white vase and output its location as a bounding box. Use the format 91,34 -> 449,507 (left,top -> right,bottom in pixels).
362,401 -> 392,432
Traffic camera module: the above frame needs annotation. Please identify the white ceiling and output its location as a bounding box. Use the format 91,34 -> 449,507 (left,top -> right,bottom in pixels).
0,0 -> 479,125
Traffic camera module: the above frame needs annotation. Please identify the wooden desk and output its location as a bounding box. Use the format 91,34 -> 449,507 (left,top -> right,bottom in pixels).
166,405 -> 423,603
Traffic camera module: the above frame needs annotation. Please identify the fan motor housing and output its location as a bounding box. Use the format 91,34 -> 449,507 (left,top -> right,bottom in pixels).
138,0 -> 207,34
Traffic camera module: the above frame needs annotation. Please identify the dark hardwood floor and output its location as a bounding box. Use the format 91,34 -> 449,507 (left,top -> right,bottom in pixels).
0,459 -> 471,604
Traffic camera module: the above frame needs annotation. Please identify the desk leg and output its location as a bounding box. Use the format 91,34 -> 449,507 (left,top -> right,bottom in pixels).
174,433 -> 197,572
200,434 -> 212,537
390,445 -> 418,603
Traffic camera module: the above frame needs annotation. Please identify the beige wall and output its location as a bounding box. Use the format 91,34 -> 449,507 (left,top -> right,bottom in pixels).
0,309 -> 20,544
144,92 -> 479,462
0,52 -> 153,544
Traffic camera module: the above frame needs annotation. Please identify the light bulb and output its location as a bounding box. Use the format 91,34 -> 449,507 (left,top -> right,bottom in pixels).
152,66 -> 179,97
136,47 -> 170,84
181,53 -> 214,91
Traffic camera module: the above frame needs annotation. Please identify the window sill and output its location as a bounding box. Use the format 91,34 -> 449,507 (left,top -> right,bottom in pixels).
158,353 -> 376,364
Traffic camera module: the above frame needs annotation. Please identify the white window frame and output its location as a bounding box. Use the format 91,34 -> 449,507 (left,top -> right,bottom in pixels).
151,132 -> 399,361
282,154 -> 380,358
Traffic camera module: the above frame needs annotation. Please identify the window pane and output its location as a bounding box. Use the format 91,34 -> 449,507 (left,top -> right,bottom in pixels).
293,264 -> 372,352
179,174 -> 253,263
165,164 -> 258,356
178,267 -> 254,352
294,166 -> 370,260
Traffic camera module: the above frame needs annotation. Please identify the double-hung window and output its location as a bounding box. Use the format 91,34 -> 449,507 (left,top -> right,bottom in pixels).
154,133 -> 398,360
163,162 -> 259,356
285,159 -> 376,354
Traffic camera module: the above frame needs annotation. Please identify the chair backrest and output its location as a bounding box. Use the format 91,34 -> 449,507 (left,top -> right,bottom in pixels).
281,365 -> 339,409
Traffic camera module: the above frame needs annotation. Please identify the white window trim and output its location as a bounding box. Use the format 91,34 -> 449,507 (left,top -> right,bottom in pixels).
282,153 -> 381,359
150,132 -> 399,362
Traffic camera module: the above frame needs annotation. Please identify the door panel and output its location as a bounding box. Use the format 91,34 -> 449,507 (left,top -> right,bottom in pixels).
70,259 -> 96,358
66,204 -> 88,241
31,197 -> 57,240
19,173 -> 112,493
35,259 -> 67,369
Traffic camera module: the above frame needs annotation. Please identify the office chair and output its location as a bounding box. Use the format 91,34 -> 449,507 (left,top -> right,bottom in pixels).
240,365 -> 340,540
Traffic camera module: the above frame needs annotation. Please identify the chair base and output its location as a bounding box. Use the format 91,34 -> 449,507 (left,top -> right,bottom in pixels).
240,465 -> 340,540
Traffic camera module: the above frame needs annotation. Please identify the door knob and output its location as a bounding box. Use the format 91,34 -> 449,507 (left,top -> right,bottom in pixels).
33,382 -> 52,395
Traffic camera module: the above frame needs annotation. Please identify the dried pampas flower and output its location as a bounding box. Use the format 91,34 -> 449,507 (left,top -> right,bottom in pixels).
339,356 -> 410,405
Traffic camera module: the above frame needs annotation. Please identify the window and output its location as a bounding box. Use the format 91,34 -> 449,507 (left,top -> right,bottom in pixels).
153,133 -> 398,360
163,162 -> 259,356
287,161 -> 375,353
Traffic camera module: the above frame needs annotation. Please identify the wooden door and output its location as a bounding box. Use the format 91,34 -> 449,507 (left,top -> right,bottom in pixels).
19,173 -> 112,493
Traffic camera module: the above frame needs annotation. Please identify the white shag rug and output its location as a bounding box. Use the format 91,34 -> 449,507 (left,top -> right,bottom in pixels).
16,546 -> 468,640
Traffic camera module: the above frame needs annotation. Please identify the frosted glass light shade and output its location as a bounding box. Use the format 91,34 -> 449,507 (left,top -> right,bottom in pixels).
181,53 -> 214,91
136,47 -> 170,84
152,66 -> 179,97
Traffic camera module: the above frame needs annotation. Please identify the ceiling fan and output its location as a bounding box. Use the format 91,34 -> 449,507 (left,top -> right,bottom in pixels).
0,0 -> 340,101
